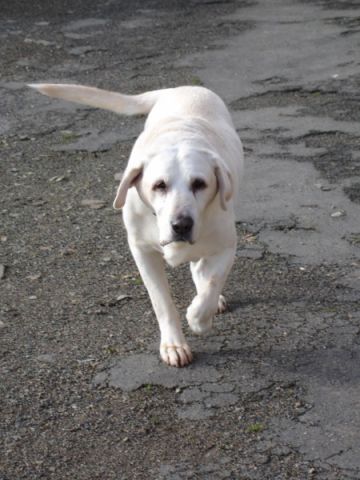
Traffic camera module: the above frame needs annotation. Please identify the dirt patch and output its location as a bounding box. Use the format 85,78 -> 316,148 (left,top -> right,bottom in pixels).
1,0 -> 360,479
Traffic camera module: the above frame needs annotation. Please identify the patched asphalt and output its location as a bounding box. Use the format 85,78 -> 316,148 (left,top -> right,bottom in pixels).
1,1 -> 360,479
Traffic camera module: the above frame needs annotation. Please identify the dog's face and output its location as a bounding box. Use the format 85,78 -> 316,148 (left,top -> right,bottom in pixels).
140,148 -> 217,246
114,146 -> 233,247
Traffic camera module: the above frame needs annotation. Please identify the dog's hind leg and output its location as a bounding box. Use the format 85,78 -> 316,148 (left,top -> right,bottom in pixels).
186,246 -> 236,335
129,244 -> 192,367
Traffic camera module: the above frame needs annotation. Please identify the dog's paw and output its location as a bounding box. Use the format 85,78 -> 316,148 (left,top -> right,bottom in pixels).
217,294 -> 227,314
186,295 -> 214,335
160,343 -> 193,367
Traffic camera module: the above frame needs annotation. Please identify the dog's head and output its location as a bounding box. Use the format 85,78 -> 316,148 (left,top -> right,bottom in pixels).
113,145 -> 233,247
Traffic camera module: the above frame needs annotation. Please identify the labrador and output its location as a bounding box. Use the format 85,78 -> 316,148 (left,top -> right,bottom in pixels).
29,83 -> 244,367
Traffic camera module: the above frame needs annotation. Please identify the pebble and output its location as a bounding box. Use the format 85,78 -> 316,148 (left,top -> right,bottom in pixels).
24,38 -> 55,47
69,46 -> 96,56
116,294 -> 131,302
331,209 -> 346,218
0,264 -> 5,279
80,199 -> 106,209
114,171 -> 123,181
49,175 -> 68,183
27,273 -> 42,281
36,354 -> 57,363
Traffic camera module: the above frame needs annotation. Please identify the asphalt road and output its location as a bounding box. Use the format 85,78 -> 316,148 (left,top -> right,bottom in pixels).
1,0 -> 360,479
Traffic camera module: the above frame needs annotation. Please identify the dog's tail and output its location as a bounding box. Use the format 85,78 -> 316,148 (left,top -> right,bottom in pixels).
28,83 -> 165,116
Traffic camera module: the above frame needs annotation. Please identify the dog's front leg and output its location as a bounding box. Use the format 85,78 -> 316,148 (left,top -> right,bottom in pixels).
186,246 -> 236,334
129,244 -> 192,367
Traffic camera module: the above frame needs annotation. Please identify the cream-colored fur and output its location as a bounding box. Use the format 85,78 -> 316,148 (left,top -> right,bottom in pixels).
29,83 -> 244,367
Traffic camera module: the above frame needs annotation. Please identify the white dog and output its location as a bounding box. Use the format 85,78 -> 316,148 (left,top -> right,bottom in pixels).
29,83 -> 244,367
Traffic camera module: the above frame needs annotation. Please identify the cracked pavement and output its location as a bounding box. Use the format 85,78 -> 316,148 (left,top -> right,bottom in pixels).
1,0 -> 360,478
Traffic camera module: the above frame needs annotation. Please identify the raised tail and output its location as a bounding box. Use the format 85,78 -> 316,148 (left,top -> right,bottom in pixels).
28,83 -> 165,115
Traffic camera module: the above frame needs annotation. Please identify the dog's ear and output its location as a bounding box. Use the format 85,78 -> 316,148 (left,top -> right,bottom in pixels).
214,160 -> 233,211
113,166 -> 143,210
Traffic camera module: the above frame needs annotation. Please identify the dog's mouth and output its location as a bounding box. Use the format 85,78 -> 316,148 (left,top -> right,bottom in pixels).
160,237 -> 194,247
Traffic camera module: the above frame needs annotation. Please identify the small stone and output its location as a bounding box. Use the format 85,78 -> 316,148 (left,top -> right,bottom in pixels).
27,273 -> 42,281
114,171 -> 123,181
93,371 -> 107,386
24,38 -> 55,46
49,175 -> 68,183
32,199 -> 47,206
69,46 -> 96,56
80,199 -> 106,209
254,453 -> 270,465
331,209 -> 346,218
36,353 -> 56,363
61,246 -> 76,256
0,264 -> 6,279
77,357 -> 95,364
0,320 -> 5,329
116,294 -> 131,302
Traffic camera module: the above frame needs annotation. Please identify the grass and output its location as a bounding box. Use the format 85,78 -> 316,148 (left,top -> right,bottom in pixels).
246,422 -> 265,434
190,75 -> 204,86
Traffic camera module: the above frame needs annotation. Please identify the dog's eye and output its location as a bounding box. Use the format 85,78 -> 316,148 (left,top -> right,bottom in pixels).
153,180 -> 167,192
191,178 -> 207,193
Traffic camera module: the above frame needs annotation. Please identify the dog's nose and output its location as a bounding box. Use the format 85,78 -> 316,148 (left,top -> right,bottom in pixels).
171,216 -> 194,236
